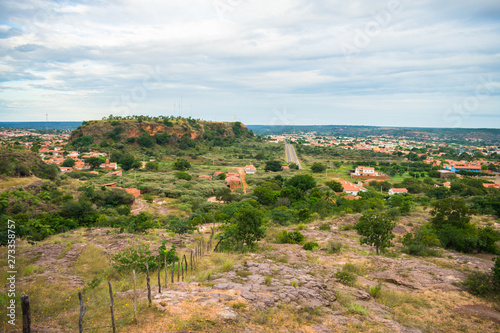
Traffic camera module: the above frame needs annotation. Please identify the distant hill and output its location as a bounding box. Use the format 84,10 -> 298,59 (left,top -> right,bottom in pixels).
247,125 -> 500,143
0,122 -> 82,130
69,116 -> 252,147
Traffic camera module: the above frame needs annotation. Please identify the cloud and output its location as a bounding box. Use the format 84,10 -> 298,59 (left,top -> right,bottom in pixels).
0,0 -> 498,127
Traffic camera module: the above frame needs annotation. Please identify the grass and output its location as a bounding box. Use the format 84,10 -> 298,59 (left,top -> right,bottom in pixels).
57,241 -> 74,259
73,244 -> 110,282
264,276 -> 272,286
378,289 -> 431,309
0,175 -> 40,190
22,265 -> 45,277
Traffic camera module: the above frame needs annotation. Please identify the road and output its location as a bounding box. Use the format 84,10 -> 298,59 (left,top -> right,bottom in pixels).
285,142 -> 301,169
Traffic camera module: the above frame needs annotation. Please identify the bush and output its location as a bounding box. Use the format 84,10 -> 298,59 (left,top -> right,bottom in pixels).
174,158 -> 191,171
318,223 -> 331,231
369,285 -> 382,298
175,171 -> 192,181
311,162 -> 326,173
463,271 -> 493,297
112,243 -> 158,272
402,227 -> 441,256
326,241 -> 343,254
335,266 -> 357,286
276,230 -> 305,245
145,161 -> 159,171
303,241 -> 319,251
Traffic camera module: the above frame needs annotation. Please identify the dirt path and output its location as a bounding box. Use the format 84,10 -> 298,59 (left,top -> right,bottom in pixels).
131,198 -> 148,215
235,167 -> 248,193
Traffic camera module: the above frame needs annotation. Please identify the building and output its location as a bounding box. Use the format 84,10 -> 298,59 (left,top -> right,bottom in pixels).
354,166 -> 378,176
100,159 -> 117,170
226,176 -> 241,190
340,181 -> 367,196
59,166 -> 73,173
198,175 -> 212,180
388,188 -> 408,195
444,161 -> 481,173
244,165 -> 257,174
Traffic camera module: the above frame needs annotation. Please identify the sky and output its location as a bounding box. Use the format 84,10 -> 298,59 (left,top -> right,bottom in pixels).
0,0 -> 499,128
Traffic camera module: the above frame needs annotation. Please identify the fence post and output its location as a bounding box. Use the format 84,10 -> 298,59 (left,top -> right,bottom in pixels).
171,257 -> 175,284
21,294 -> 31,333
146,262 -> 152,307
133,269 -> 138,325
190,250 -> 193,273
78,292 -> 86,333
164,256 -> 167,289
158,255 -> 162,294
181,257 -> 184,281
108,282 -> 116,333
177,260 -> 180,282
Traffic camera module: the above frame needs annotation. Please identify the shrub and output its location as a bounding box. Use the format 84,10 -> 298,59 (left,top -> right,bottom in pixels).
303,241 -> 319,251
369,285 -> 382,298
175,171 -> 192,181
174,158 -> 191,171
112,242 -> 169,272
297,223 -> 306,230
318,223 -> 331,231
463,271 -> 493,297
402,227 -> 441,257
354,210 -> 396,254
326,241 -> 342,254
335,268 -> 357,286
276,230 -> 305,245
145,161 -> 159,171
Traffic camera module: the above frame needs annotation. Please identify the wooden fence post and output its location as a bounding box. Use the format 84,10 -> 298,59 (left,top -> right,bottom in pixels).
171,257 -> 175,284
21,294 -> 31,333
181,257 -> 184,281
177,260 -> 180,282
146,262 -> 152,307
164,256 -> 167,289
78,292 -> 86,333
190,250 -> 193,273
108,282 -> 116,333
158,255 -> 162,294
133,269 -> 137,325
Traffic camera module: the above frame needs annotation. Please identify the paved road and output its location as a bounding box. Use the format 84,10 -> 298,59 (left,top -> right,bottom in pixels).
285,142 -> 301,169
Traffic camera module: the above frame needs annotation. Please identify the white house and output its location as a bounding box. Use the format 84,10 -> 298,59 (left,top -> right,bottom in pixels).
388,188 -> 408,195
354,166 -> 378,176
341,181 -> 367,196
244,165 -> 257,174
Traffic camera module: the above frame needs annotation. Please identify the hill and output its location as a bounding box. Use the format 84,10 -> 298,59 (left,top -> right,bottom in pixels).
69,116 -> 252,147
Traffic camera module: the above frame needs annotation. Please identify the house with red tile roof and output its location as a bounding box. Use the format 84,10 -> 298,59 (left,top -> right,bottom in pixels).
388,188 -> 408,195
199,175 -> 213,180
340,181 -> 367,196
244,165 -> 257,174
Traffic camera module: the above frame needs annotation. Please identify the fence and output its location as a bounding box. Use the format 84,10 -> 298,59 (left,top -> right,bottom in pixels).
18,236 -> 213,332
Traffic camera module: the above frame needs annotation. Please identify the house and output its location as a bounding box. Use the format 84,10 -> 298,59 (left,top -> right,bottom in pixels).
444,161 -> 481,173
354,166 -> 378,176
388,188 -> 408,195
198,175 -> 212,180
340,181 -> 367,196
124,188 -> 141,198
100,159 -> 117,170
226,176 -> 241,190
109,170 -> 123,176
281,166 -> 290,171
483,183 -> 500,189
244,165 -> 257,174
59,166 -> 73,173
103,183 -> 117,188
74,161 -> 91,171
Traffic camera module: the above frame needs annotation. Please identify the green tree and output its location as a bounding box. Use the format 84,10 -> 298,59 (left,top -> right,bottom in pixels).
265,160 -> 282,172
218,206 -> 266,250
145,161 -> 159,171
61,158 -> 75,167
119,154 -> 136,171
311,162 -> 326,173
254,185 -> 277,206
325,180 -> 342,192
354,210 -> 396,254
138,132 -> 154,148
174,158 -> 191,171
86,156 -> 104,170
285,174 -> 316,192
430,197 -> 472,230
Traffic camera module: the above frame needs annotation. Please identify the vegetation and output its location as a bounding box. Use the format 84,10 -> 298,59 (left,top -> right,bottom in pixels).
354,210 -> 396,254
